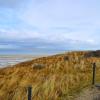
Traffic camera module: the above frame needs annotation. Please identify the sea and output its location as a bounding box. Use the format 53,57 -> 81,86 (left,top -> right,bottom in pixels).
0,55 -> 38,68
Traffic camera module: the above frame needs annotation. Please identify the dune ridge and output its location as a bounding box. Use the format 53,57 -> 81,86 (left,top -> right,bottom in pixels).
0,51 -> 100,100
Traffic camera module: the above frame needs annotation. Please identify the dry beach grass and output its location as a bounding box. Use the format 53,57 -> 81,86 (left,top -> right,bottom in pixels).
0,51 -> 100,100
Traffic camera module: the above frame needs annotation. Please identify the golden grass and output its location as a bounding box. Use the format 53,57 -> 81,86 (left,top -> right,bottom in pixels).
0,51 -> 100,100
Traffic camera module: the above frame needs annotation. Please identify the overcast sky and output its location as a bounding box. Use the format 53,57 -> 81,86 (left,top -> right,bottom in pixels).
0,0 -> 100,54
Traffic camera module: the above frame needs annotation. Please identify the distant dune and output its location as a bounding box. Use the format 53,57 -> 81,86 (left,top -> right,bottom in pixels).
0,51 -> 100,100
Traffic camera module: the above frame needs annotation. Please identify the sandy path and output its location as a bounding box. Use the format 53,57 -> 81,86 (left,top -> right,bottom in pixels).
75,87 -> 100,100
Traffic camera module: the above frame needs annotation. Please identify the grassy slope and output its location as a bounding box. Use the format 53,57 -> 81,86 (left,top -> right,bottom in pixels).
0,51 -> 100,100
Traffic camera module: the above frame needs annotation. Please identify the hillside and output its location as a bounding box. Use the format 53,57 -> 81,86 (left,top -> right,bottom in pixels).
0,51 -> 100,100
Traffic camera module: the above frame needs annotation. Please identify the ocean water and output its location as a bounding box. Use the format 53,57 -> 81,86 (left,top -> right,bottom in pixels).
0,55 -> 37,68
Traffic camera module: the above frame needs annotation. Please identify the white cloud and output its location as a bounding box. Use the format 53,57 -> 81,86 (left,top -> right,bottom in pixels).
0,44 -> 19,49
0,28 -> 43,39
17,0 -> 100,29
0,0 -> 100,51
0,27 -> 98,47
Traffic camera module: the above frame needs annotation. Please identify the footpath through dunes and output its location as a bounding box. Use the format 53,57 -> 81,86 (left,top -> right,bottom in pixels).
75,87 -> 100,100
0,51 -> 100,100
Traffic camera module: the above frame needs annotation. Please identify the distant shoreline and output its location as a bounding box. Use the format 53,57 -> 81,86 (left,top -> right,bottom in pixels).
0,55 -> 43,68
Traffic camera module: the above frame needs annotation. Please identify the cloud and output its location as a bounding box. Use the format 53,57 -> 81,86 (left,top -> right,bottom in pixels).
0,0 -> 100,54
0,28 -> 43,39
0,0 -> 27,8
0,44 -> 19,49
0,26 -> 98,49
0,31 -> 99,55
17,0 -> 100,28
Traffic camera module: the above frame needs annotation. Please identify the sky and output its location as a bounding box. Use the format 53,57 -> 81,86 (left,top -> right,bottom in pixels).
0,0 -> 100,55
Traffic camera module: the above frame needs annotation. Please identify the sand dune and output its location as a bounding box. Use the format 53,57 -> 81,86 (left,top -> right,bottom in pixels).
0,51 -> 100,100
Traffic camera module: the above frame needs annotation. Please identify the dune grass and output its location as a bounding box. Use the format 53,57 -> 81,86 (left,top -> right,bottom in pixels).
0,51 -> 100,100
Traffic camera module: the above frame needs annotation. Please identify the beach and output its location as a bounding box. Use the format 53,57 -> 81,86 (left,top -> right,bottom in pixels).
0,55 -> 38,68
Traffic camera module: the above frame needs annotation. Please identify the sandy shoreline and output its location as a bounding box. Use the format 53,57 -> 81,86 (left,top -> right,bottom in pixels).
0,55 -> 42,68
